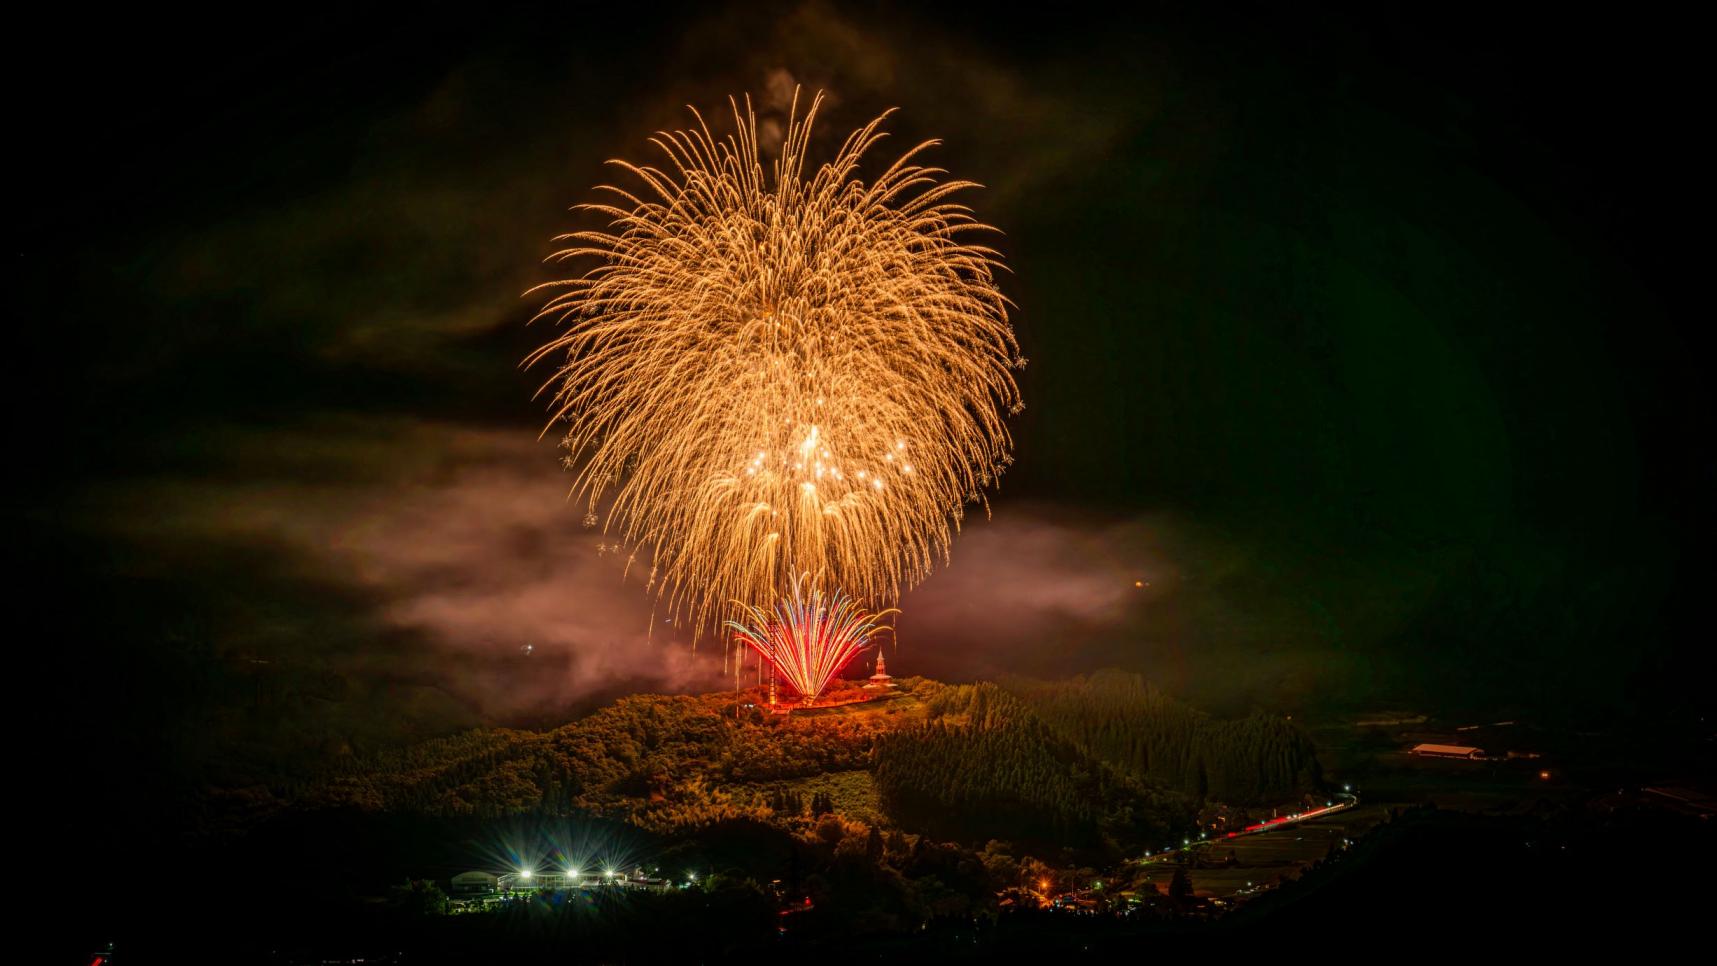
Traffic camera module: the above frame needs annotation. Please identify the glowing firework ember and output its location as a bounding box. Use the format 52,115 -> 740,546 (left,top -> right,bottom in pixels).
528,89 -> 1022,634
727,580 -> 896,705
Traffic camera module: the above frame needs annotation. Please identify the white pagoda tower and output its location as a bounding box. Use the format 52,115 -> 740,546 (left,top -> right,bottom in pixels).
863,652 -> 895,690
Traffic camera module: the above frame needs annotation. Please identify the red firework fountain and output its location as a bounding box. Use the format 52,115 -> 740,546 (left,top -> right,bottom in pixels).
727,580 -> 896,706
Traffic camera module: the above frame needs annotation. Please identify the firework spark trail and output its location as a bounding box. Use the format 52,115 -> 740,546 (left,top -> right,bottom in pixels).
727,579 -> 897,704
527,89 -> 1022,637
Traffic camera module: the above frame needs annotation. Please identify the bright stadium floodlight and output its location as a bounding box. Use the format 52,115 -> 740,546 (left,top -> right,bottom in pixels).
520,869 -> 532,879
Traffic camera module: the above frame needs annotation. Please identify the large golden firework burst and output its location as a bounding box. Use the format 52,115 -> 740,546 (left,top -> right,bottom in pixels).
527,90 -> 1022,637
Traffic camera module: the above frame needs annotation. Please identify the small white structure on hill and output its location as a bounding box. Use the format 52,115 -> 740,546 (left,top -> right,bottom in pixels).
863,652 -> 895,690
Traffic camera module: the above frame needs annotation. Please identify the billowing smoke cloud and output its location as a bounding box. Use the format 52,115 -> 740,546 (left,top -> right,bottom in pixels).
81,410 -> 1398,729
898,510 -> 1164,677
85,418 -> 1292,722
896,507 -> 1408,713
82,418 -> 731,722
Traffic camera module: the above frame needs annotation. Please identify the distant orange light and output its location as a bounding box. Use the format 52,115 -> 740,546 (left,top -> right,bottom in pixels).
1039,878 -> 1051,891
1134,580 -> 1144,588
1539,770 -> 1551,780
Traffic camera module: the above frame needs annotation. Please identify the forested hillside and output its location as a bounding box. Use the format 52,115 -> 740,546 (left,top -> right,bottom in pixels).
1003,670 -> 1323,803
310,686 -> 907,830
299,673 -> 1320,855
873,683 -> 1193,853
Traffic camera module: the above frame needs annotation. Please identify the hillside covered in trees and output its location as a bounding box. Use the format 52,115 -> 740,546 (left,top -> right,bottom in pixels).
289,672 -> 1320,861
874,683 -> 1193,851
1006,670 -> 1324,803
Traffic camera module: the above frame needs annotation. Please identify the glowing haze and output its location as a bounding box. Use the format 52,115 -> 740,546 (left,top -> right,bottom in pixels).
528,90 -> 1023,635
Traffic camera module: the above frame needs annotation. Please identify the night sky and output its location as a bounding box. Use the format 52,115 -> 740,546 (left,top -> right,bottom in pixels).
16,4 -> 1708,804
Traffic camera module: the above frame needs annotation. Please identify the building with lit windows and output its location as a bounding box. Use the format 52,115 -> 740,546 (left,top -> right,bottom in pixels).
450,871 -> 499,894
1409,743 -> 1485,759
